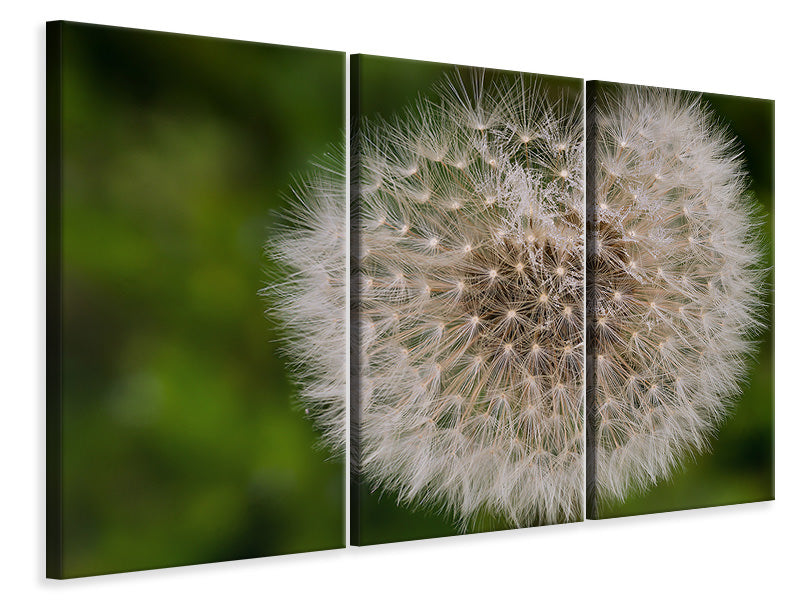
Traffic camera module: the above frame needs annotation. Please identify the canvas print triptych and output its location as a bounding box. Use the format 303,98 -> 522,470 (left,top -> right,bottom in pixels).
47,22 -> 774,578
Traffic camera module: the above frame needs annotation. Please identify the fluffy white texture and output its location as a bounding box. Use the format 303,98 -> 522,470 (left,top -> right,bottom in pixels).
264,149 -> 347,456
589,87 -> 764,505
357,73 -> 585,527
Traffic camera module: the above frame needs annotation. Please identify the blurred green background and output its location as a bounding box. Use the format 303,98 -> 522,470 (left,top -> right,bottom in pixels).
57,22 -> 344,577
597,84 -> 775,518
352,56 -> 584,545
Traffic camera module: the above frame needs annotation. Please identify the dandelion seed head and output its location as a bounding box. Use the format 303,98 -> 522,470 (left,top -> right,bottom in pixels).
263,147 -> 346,456
359,71 -> 584,527
589,87 -> 765,505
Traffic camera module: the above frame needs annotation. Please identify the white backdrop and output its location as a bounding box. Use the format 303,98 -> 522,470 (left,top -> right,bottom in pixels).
2,2 -> 796,598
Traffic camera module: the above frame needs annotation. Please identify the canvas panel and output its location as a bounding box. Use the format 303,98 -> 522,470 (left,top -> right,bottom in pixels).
351,55 -> 586,544
586,81 -> 774,518
46,21 -> 346,578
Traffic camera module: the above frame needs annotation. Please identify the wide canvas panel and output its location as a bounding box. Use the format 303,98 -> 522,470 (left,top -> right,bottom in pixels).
586,81 -> 774,518
46,21 -> 345,578
351,55 -> 586,544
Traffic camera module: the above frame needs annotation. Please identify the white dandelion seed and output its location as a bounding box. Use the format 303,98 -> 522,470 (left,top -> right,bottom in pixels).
263,147 -> 347,456
588,86 -> 766,507
357,72 -> 585,527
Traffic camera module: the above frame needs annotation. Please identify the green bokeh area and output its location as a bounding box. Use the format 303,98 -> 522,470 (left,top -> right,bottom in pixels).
596,84 -> 775,518
352,55 -> 584,545
57,23 -> 344,577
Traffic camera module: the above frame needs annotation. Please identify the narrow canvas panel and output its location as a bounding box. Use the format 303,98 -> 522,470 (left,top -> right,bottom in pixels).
46,21 -> 345,578
586,81 -> 774,519
351,55 -> 586,545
